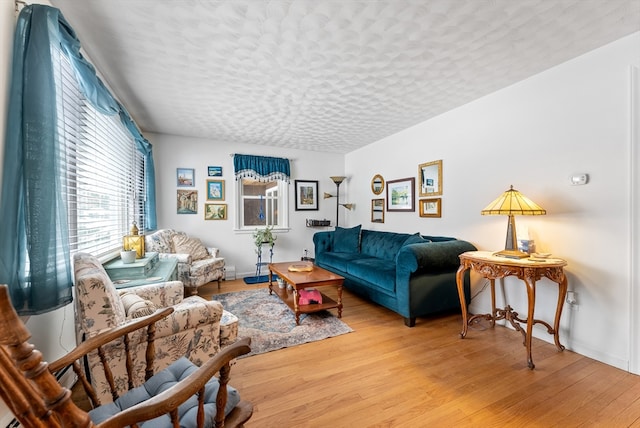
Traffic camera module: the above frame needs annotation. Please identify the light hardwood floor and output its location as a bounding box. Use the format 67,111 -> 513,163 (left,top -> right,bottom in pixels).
201,280 -> 640,428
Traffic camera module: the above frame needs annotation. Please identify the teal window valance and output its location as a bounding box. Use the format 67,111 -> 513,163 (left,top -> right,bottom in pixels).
233,154 -> 291,183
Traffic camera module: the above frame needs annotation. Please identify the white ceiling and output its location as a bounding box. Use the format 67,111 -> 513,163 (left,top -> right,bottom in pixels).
49,0 -> 639,154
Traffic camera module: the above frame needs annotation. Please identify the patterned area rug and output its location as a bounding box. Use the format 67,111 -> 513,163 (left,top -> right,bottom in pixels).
215,288 -> 353,357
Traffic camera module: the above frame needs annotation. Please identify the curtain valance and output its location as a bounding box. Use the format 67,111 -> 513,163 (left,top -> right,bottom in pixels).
233,154 -> 291,183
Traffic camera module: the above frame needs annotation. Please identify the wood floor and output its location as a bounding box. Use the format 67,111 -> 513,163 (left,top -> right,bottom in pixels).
202,280 -> 640,428
71,279 -> 640,427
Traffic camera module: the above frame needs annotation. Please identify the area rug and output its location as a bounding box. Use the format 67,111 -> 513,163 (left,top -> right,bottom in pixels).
214,288 -> 353,357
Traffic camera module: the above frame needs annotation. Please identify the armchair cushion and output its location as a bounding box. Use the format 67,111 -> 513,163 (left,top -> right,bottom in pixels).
89,357 -> 241,426
119,292 -> 158,318
171,233 -> 209,261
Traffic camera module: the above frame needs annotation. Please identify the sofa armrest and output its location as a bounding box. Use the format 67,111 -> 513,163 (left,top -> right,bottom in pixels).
158,252 -> 192,264
396,240 -> 478,274
128,280 -> 184,306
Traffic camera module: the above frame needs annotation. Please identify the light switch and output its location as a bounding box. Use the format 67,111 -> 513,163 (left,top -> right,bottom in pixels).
570,174 -> 588,185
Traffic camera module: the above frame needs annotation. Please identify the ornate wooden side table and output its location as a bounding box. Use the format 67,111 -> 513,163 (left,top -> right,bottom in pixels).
456,251 -> 568,369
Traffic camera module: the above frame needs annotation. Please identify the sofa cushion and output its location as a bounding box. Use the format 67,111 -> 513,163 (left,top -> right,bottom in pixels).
333,225 -> 361,253
89,357 -> 240,426
403,233 -> 431,246
316,252 -> 362,272
360,229 -> 411,260
172,234 -> 210,260
346,258 -> 396,293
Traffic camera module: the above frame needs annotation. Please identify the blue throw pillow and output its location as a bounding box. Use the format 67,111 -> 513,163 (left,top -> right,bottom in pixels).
334,225 -> 361,253
403,233 -> 431,246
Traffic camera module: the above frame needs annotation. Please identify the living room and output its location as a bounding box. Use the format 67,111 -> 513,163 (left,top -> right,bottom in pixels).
0,0 -> 639,425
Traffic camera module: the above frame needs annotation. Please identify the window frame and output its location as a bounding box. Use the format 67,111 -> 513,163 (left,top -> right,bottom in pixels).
234,178 -> 289,232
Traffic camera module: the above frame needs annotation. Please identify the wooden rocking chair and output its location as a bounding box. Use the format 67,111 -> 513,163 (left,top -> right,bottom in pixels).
0,284 -> 253,427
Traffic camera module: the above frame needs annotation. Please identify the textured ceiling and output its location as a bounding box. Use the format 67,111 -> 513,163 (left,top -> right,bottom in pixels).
49,0 -> 639,154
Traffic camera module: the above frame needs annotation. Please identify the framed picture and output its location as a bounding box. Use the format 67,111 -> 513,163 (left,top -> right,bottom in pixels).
387,177 -> 415,212
206,179 -> 225,200
419,198 -> 441,218
208,166 -> 222,177
418,160 -> 443,197
177,189 -> 197,214
177,168 -> 195,187
371,174 -> 384,195
371,198 -> 384,223
294,180 -> 319,211
204,203 -> 227,220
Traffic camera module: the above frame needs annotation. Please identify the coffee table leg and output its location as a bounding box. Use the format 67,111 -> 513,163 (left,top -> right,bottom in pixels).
337,284 -> 343,318
293,289 -> 300,325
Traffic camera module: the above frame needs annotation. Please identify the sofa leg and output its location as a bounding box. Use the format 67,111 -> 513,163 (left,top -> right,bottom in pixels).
404,317 -> 416,327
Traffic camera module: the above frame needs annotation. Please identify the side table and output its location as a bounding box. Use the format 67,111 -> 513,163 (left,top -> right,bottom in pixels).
104,254 -> 178,289
455,250 -> 568,369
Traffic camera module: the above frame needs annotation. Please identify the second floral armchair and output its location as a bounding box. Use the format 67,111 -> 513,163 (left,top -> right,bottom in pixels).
145,229 -> 225,295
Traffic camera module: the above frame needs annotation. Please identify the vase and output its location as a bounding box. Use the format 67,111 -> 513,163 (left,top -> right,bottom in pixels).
120,250 -> 137,264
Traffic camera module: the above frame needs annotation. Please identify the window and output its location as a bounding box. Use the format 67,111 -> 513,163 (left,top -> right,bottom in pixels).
54,44 -> 145,257
236,178 -> 289,230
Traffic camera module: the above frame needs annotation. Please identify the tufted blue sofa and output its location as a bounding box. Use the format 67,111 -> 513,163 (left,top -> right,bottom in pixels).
313,226 -> 477,327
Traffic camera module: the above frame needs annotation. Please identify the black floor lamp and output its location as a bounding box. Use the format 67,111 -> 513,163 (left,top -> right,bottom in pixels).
323,176 -> 353,227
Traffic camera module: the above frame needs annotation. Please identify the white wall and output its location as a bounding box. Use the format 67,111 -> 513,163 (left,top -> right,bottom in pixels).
345,32 -> 640,371
149,133 -> 344,277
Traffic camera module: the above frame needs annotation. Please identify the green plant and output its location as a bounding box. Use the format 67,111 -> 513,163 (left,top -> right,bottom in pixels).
252,226 -> 277,250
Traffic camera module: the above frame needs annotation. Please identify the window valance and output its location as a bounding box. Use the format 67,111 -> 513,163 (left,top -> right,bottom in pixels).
233,154 -> 291,183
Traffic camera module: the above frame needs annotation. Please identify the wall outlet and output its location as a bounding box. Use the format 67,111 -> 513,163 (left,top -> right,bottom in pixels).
566,291 -> 578,310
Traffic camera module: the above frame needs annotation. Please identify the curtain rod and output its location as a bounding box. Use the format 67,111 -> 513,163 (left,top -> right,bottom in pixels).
229,153 -> 295,161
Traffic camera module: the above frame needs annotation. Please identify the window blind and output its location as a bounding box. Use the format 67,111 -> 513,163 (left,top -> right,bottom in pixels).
53,44 -> 145,258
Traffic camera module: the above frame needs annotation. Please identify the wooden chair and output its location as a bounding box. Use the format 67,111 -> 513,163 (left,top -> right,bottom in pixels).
0,284 -> 253,427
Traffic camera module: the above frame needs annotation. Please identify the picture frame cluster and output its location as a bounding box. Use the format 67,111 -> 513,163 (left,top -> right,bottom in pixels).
175,166 -> 227,219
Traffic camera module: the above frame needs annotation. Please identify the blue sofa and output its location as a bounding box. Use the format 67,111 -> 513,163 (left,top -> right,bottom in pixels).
313,226 -> 477,327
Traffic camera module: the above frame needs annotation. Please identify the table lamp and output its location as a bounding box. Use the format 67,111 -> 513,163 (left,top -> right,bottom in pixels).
323,176 -> 353,227
481,185 -> 546,259
123,221 -> 145,259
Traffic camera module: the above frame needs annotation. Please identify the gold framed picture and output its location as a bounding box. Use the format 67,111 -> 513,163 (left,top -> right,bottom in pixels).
419,198 -> 441,218
204,203 -> 227,220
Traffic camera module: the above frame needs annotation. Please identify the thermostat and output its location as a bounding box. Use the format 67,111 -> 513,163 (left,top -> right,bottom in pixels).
570,174 -> 589,186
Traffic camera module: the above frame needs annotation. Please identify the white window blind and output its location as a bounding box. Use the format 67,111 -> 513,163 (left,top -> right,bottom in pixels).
53,44 -> 145,258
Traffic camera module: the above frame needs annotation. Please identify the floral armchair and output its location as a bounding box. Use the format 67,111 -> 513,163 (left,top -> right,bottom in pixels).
73,252 -> 238,403
145,229 -> 225,295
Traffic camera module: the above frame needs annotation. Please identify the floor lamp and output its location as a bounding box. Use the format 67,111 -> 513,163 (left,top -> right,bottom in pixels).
323,176 -> 353,227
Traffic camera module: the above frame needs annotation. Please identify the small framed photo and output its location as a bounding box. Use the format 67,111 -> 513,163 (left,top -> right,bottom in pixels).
419,198 -> 441,218
208,166 -> 222,177
204,203 -> 227,220
386,177 -> 415,212
295,180 -> 319,211
177,190 -> 197,214
206,179 -> 225,200
371,198 -> 384,223
177,168 -> 195,187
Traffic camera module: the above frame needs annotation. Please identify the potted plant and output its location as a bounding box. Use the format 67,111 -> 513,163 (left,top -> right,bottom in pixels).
252,226 -> 277,251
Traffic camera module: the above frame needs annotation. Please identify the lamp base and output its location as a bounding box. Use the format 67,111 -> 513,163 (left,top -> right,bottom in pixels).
493,249 -> 530,259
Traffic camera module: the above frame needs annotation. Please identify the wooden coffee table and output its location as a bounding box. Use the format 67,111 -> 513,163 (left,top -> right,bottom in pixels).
268,262 -> 344,325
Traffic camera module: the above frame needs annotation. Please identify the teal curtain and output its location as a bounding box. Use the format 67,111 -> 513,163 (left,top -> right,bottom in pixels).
233,154 -> 291,183
0,5 -> 156,314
